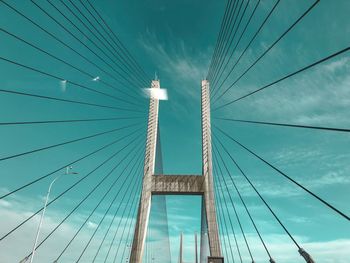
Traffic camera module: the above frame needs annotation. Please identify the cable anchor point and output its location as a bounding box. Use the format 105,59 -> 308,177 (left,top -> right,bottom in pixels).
299,248 -> 315,263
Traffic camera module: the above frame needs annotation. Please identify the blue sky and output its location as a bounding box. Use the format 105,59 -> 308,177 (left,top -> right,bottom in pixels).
0,0 -> 350,262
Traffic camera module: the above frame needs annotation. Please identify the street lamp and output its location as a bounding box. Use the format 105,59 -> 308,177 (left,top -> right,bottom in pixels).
20,166 -> 78,263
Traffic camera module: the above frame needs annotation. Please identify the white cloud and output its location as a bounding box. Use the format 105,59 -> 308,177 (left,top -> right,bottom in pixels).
0,199 -> 12,208
87,221 -> 98,229
2,191 -> 347,263
205,232 -> 350,263
0,197 -> 137,263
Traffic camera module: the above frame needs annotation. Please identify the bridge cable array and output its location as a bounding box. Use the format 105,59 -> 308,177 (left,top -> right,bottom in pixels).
208,0 -> 349,262
1,0 -> 148,104
0,0 -> 150,261
213,140 -> 274,262
211,0 -> 320,105
0,0 -> 349,262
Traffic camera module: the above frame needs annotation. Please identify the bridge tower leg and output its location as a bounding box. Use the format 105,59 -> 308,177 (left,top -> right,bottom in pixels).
130,80 -> 160,263
200,80 -> 222,261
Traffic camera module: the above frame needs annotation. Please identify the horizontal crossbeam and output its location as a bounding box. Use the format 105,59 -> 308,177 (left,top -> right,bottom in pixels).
151,175 -> 204,195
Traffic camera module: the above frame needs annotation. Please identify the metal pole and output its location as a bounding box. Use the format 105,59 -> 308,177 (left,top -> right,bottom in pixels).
28,167 -> 77,263
179,232 -> 183,263
195,232 -> 198,263
29,175 -> 60,263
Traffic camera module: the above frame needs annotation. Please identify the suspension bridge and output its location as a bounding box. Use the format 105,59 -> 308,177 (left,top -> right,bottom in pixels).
0,0 -> 349,262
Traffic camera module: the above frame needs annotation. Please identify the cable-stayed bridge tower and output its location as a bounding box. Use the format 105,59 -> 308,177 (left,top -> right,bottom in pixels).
130,79 -> 223,263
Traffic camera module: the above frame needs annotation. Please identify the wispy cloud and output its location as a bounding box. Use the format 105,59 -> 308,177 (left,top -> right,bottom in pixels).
217,54 -> 350,127
139,28 -> 209,100
324,57 -> 350,72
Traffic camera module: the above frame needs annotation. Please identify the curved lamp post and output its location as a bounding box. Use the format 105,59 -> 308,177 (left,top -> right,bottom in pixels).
20,166 -> 78,263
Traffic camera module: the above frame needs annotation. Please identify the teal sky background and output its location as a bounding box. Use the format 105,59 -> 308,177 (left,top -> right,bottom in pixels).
0,0 -> 350,262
